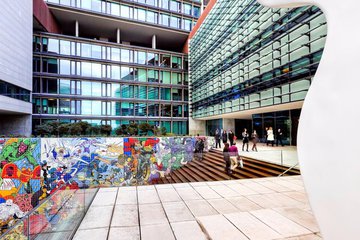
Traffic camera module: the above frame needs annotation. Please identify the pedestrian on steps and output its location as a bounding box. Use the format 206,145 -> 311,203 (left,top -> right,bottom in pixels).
223,143 -> 231,175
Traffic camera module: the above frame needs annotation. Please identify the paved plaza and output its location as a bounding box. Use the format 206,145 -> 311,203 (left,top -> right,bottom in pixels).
74,176 -> 320,240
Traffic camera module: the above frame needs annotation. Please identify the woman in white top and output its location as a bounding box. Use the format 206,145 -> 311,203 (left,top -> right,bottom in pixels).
267,127 -> 275,147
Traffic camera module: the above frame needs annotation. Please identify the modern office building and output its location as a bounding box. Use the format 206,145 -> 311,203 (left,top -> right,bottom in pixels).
188,0 -> 327,145
32,0 -> 203,135
0,0 -> 33,136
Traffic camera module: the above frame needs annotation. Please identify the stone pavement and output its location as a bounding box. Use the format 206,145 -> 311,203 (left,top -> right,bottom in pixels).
73,176 -> 321,240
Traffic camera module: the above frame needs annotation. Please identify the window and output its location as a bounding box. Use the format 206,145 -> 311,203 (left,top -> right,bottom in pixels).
161,88 -> 171,100
193,6 -> 200,17
81,43 -> 92,58
120,4 -> 130,18
137,8 -> 146,21
148,87 -> 159,100
92,82 -> 102,96
172,88 -> 182,101
121,67 -> 133,80
137,51 -> 146,64
170,0 -> 180,12
137,69 -> 147,82
111,66 -> 121,80
60,60 -> 71,75
147,11 -> 157,24
148,70 -> 159,82
148,103 -> 159,116
121,102 -> 134,116
138,86 -> 147,99
172,105 -> 182,117
59,99 -> 71,114
147,0 -> 156,6
43,58 -> 58,73
59,40 -> 71,55
147,53 -> 158,65
183,3 -> 191,15
91,0 -> 101,12
171,56 -> 182,68
135,103 -> 146,116
161,71 -> 171,84
59,79 -> 70,94
171,72 -> 182,84
121,49 -> 131,63
81,62 -> 92,77
160,54 -> 171,67
92,101 -> 102,115
82,81 -> 92,96
48,39 -> 59,54
122,84 -> 134,98
33,36 -> 41,52
160,14 -> 169,26
33,57 -> 41,72
161,104 -> 171,117
42,78 -> 58,94
92,63 -> 101,78
110,2 -> 120,16
183,19 -> 192,31
92,45 -> 101,59
111,48 -> 120,61
111,83 -> 121,98
170,16 -> 180,28
161,0 -> 169,9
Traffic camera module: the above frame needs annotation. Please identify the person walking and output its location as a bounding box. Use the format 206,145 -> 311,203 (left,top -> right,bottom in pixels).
194,138 -> 205,160
215,129 -> 221,148
223,143 -> 231,175
251,130 -> 259,151
229,142 -> 239,170
276,128 -> 284,146
264,127 -> 268,145
242,128 -> 249,151
267,127 -> 275,147
222,130 -> 228,144
228,130 -> 235,146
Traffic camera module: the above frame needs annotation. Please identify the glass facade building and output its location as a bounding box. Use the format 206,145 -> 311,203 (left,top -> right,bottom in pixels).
189,0 -> 327,143
32,0 -> 201,134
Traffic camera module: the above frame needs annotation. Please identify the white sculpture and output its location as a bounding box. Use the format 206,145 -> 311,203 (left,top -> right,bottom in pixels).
256,0 -> 360,239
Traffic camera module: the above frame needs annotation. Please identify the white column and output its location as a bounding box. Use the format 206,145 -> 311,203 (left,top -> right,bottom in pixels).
75,20 -> 79,37
116,28 -> 121,44
201,0 -> 204,14
152,34 -> 156,49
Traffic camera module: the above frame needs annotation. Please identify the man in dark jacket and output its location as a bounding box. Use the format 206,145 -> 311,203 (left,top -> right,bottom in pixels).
215,129 -> 221,148
276,128 -> 284,146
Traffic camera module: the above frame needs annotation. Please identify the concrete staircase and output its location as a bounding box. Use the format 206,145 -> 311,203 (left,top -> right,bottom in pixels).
158,149 -> 300,184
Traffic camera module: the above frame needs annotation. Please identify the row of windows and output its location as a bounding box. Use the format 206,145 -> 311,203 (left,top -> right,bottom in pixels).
33,58 -> 189,85
33,119 -> 188,135
46,0 -> 198,31
0,80 -> 31,102
34,36 -> 188,69
34,78 -> 189,101
33,98 -> 188,117
47,0 -> 200,17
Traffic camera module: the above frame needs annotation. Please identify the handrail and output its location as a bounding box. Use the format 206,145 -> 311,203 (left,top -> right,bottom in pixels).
278,162 -> 299,177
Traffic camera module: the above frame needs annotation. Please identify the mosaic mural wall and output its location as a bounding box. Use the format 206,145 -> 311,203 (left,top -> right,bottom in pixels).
0,136 -> 214,233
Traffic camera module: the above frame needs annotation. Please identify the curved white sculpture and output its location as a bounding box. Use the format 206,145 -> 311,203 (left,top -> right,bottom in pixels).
256,0 -> 360,239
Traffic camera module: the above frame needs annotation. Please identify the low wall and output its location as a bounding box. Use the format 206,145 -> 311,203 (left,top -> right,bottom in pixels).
0,136 -> 214,232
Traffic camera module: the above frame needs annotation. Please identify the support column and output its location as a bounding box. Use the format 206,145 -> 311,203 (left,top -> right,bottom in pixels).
201,0 -> 204,15
152,34 -> 156,49
116,28 -> 121,44
75,20 -> 79,37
